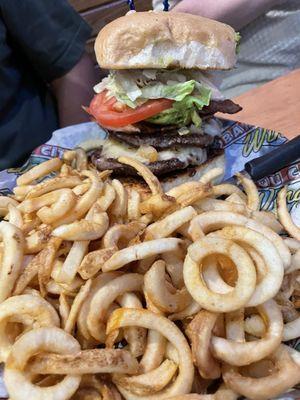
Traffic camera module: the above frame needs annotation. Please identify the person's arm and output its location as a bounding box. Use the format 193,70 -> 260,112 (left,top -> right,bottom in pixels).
51,52 -> 98,127
173,0 -> 281,30
1,0 -> 95,126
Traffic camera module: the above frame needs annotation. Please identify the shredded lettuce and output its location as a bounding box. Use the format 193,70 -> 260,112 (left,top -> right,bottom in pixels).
140,80 -> 195,102
147,86 -> 211,127
235,32 -> 241,44
94,69 -> 214,126
104,72 -> 140,108
101,73 -> 198,108
235,32 -> 241,54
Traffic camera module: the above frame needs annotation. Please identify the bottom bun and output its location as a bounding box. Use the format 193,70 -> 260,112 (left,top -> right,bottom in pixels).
121,152 -> 225,196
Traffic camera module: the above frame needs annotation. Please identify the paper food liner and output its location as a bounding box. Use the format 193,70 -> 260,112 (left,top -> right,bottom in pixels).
0,119 -> 299,399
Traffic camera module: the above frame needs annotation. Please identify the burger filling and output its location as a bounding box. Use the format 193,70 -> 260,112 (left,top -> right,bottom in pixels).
85,69 -> 241,176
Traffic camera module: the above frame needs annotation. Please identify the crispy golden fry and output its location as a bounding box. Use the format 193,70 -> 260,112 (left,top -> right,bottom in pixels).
212,183 -> 246,199
284,237 -> 300,253
13,185 -> 34,201
244,314 -> 265,337
226,192 -> 247,205
102,221 -> 145,249
283,315 -> 300,341
202,257 -> 232,295
19,189 -> 75,215
277,186 -> 300,241
212,300 -> 283,366
102,238 -> 182,272
53,170 -> 103,226
118,157 -> 162,196
251,210 -> 283,233
144,260 -> 192,313
64,279 -> 92,334
144,206 -> 196,240
225,309 -> 245,342
127,188 -> 141,221
63,148 -> 88,171
236,172 -> 260,211
0,221 -> 24,302
37,190 -> 77,224
184,236 -> 256,312
87,273 -> 143,341
22,212 -> 41,234
26,176 -> 82,199
97,183 -> 116,211
210,226 -> 284,306
199,167 -> 224,185
195,197 -> 248,215
110,179 -> 128,219
115,359 -> 178,396
223,346 -> 300,400
77,272 -> 120,341
140,329 -> 166,374
0,196 -> 19,217
24,224 -> 52,254
59,293 -> 71,329
186,310 -> 221,379
58,241 -> 89,285
38,237 -> 63,296
167,182 -> 212,208
7,204 -> 23,228
78,247 -> 116,279
140,193 -> 175,217
119,292 -> 146,358
169,301 -> 202,322
16,158 -> 63,186
162,246 -> 185,288
14,237 -> 60,296
28,348 -> 139,375
53,216 -> 109,241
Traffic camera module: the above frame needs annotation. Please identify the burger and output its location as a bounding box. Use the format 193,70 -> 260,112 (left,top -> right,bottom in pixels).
85,11 -> 241,190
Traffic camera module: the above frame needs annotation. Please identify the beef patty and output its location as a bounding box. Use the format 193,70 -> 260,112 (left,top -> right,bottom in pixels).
199,99 -> 242,117
90,150 -> 188,176
108,130 -> 214,150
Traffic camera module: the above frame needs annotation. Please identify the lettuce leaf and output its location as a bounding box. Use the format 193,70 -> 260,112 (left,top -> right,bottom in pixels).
104,73 -> 139,108
104,75 -> 197,108
147,86 -> 211,127
140,80 -> 195,102
235,32 -> 241,54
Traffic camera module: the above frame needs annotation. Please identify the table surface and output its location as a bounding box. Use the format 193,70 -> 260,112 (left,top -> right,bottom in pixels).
218,68 -> 300,140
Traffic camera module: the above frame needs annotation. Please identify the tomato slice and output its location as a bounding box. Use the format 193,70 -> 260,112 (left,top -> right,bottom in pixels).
89,91 -> 117,111
86,91 -> 173,128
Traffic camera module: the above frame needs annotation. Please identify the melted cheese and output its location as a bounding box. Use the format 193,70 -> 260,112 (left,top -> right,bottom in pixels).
159,147 -> 207,165
100,140 -> 148,163
96,139 -> 207,166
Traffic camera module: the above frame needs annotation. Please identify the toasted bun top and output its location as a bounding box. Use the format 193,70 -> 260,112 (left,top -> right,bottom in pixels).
95,11 -> 237,70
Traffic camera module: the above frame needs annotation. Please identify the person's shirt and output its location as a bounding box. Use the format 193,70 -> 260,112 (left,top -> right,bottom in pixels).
0,0 -> 91,170
152,0 -> 300,98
